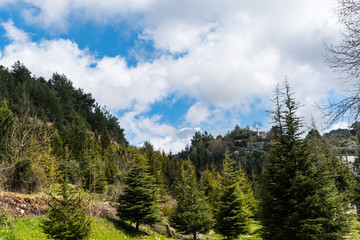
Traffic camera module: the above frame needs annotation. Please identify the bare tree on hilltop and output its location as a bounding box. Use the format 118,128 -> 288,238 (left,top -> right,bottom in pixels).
324,0 -> 360,125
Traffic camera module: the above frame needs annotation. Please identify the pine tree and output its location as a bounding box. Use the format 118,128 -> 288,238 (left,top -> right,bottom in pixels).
170,160 -> 213,240
305,128 -> 354,200
215,151 -> 255,239
117,155 -> 161,230
41,177 -> 91,240
259,81 -> 351,240
0,98 -> 14,152
0,98 -> 15,189
201,168 -> 220,211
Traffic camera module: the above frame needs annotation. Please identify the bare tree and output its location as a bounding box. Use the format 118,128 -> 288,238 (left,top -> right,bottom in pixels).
324,0 -> 360,125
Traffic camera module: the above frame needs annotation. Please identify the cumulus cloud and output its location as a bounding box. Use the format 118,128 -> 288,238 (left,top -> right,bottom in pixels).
1,20 -> 30,43
0,28 -> 169,111
0,0 -> 346,152
119,110 -> 199,153
185,103 -> 211,125
326,122 -> 351,132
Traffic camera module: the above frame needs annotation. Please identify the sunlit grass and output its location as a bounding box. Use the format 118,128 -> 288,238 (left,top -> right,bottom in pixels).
0,216 -> 263,240
2,216 -> 358,240
0,217 -> 178,240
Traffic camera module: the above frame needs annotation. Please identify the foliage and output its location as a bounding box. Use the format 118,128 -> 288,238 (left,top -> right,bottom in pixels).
170,160 -> 213,239
41,179 -> 91,240
259,81 -> 351,240
215,151 -> 255,239
0,98 -> 15,189
117,155 -> 161,230
0,62 -> 127,146
201,168 -> 220,211
0,98 -> 14,151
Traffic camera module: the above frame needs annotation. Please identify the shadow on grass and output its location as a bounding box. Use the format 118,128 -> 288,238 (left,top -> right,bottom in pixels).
106,217 -> 148,238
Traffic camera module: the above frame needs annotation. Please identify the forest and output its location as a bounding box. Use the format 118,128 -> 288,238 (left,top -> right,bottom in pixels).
0,61 -> 359,240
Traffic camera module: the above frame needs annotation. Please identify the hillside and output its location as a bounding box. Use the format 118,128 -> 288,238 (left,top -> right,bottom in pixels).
0,63 -> 359,239
0,62 -> 127,145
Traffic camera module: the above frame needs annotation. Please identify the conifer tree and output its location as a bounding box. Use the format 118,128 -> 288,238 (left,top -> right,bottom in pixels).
0,98 -> 15,188
117,155 -> 161,230
41,176 -> 91,240
215,151 -> 255,239
170,160 -> 213,240
0,98 -> 14,152
259,81 -> 351,240
201,168 -> 220,211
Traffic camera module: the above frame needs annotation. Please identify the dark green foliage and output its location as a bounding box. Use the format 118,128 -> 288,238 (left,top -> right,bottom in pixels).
306,129 -> 354,197
0,98 -> 14,153
176,125 -> 270,181
259,81 -> 351,240
0,63 -> 131,194
0,62 -> 127,147
0,62 -> 130,193
41,179 -> 91,240
201,168 -> 220,211
170,161 -> 213,240
215,152 -> 255,239
117,155 -> 161,230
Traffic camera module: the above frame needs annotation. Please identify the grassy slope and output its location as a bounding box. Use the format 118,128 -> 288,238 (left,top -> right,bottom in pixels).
0,216 -> 357,239
0,217 -> 177,240
0,216 -> 264,240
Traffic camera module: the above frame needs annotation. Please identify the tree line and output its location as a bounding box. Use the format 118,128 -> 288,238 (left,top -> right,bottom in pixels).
0,62 -> 358,239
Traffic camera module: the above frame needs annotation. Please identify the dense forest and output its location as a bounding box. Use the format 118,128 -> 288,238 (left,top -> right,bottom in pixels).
0,62 -> 359,239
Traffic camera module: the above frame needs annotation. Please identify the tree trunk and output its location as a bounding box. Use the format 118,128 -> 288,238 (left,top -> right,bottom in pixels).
193,231 -> 196,239
136,222 -> 140,231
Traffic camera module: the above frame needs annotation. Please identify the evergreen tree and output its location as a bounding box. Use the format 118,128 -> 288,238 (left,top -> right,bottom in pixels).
215,151 -> 255,239
259,81 -> 351,239
305,128 -> 354,200
170,160 -> 213,240
0,98 -> 14,152
117,155 -> 161,230
0,98 -> 15,189
41,177 -> 91,240
201,168 -> 220,211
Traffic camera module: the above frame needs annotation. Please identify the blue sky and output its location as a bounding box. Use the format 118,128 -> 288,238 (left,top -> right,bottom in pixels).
0,0 -> 348,152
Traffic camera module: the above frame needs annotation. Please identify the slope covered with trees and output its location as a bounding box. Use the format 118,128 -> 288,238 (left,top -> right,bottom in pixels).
0,62 -> 358,239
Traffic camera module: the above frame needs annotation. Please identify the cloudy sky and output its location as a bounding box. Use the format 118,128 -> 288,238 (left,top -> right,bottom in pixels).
0,0 -> 348,152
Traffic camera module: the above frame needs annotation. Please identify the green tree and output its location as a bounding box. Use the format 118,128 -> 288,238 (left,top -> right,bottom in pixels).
117,155 -> 161,230
0,98 -> 14,151
41,177 -> 91,240
170,160 -> 213,240
259,81 -> 351,239
215,151 -> 255,239
0,98 -> 15,189
201,168 -> 220,211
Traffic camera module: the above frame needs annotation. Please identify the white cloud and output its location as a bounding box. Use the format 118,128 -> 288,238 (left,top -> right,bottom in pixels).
0,32 -> 170,111
185,103 -> 211,125
326,122 -> 351,132
13,0 -> 158,31
119,110 -> 198,153
1,20 -> 30,43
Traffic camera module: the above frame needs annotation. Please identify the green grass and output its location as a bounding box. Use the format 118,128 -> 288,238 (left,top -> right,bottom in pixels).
0,217 -> 179,240
3,216 -> 358,240
0,216 -> 263,240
